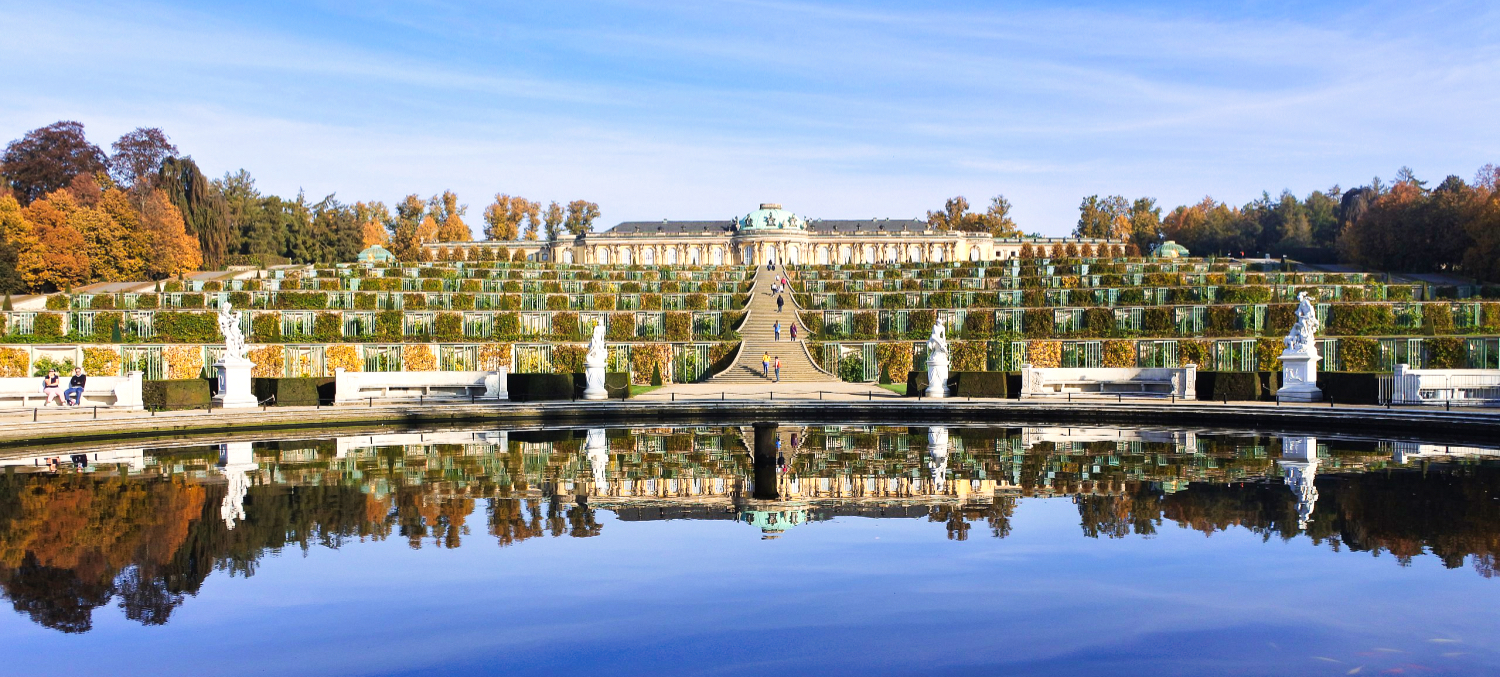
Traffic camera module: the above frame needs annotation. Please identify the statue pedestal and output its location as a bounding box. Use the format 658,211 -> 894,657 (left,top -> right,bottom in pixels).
1276,350 -> 1322,403
213,357 -> 259,409
926,354 -> 949,398
583,361 -> 608,400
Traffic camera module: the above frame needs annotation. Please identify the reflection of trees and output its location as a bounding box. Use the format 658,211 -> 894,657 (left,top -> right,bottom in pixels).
0,474 -> 390,633
1076,485 -> 1164,538
1073,466 -> 1500,578
926,497 -> 1016,541
487,497 -> 600,546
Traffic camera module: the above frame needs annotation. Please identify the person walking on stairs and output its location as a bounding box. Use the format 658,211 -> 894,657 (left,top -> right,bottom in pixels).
762,351 -> 771,379
774,321 -> 781,341
789,324 -> 797,341
774,356 -> 782,382
776,294 -> 784,312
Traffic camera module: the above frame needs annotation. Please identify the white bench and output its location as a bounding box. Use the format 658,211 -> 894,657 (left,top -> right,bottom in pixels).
0,372 -> 144,409
1389,365 -> 1500,405
334,368 -> 508,405
1020,365 -> 1196,400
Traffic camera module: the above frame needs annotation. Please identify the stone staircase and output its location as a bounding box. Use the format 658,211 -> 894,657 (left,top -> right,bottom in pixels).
710,266 -> 838,384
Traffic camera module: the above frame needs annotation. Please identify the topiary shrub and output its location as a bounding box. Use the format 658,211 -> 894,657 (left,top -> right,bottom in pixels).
252,377 -> 333,406
1338,337 -> 1380,372
143,379 -> 211,410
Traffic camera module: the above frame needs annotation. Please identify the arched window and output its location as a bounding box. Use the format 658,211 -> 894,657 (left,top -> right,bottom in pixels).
839,245 -> 852,264
597,249 -> 610,265
787,244 -> 799,265
642,249 -> 655,265
666,249 -> 677,264
816,246 -> 829,265
562,249 -> 574,264
619,248 -> 632,265
712,247 -> 724,265
969,245 -> 981,261
689,248 -> 701,265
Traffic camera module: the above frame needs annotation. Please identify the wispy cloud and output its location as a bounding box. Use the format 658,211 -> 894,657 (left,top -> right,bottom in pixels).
0,0 -> 1495,233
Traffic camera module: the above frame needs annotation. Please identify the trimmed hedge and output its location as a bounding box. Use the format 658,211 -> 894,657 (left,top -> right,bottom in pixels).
572,372 -> 630,399
1316,372 -> 1380,405
508,373 -> 574,401
252,377 -> 334,406
954,371 -> 1010,398
143,379 -> 212,410
1194,371 -> 1279,401
509,372 -> 629,401
905,370 -> 1014,397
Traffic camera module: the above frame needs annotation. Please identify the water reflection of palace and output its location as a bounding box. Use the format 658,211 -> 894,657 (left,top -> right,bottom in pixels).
2,425 -> 1499,633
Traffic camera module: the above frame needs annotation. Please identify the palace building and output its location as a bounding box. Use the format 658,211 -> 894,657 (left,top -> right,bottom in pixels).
427,203 -> 1118,264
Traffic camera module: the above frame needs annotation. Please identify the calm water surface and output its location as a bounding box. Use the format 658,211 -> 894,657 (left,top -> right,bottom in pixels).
1,424 -> 1497,676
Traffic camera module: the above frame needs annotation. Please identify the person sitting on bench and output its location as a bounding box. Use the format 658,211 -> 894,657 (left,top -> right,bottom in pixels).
64,367 -> 87,406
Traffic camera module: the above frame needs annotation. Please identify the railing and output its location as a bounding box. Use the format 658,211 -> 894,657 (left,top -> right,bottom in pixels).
1379,366 -> 1500,406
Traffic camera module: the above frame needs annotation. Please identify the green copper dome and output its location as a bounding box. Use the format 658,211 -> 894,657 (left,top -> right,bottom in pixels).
735,203 -> 805,231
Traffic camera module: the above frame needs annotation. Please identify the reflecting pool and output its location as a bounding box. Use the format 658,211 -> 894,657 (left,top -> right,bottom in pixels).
2,424 -> 1498,676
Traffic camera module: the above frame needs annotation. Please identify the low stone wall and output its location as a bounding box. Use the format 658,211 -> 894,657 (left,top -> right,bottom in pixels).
1019,366 -> 1196,400
334,368 -> 506,404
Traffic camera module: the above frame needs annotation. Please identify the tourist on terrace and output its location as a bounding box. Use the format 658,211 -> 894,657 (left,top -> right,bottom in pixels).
41,369 -> 65,406
774,321 -> 781,341
64,367 -> 86,406
774,356 -> 781,383
762,352 -> 771,379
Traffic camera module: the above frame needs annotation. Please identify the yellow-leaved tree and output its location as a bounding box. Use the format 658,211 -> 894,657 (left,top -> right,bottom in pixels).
140,189 -> 202,279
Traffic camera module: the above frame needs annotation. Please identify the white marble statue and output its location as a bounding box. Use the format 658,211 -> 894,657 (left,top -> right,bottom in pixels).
583,322 -> 608,400
926,318 -> 949,398
1277,292 -> 1324,401
1284,291 -> 1320,356
213,301 -> 259,408
218,301 -> 249,362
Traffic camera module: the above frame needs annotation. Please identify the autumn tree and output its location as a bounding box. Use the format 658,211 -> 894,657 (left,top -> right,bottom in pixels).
927,196 -> 972,232
564,200 -> 599,237
429,190 -> 471,242
927,195 -> 1019,236
1074,195 -> 1130,239
109,128 -> 177,191
543,201 -> 564,240
356,201 -> 390,248
482,194 -> 537,241
982,195 -> 1021,237
387,194 -> 426,261
19,192 -> 90,291
0,196 -> 36,293
140,190 -> 202,278
2,121 -> 108,205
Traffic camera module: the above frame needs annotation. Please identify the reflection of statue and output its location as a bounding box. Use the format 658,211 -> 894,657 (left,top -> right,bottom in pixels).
586,429 -> 609,488
928,427 -> 950,493
218,301 -> 248,362
218,442 -> 256,529
1279,436 -> 1319,529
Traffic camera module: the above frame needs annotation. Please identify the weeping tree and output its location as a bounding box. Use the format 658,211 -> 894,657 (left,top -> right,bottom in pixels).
157,157 -> 234,269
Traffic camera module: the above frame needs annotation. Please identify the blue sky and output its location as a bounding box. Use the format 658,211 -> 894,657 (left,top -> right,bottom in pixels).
2,0 -> 1497,235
